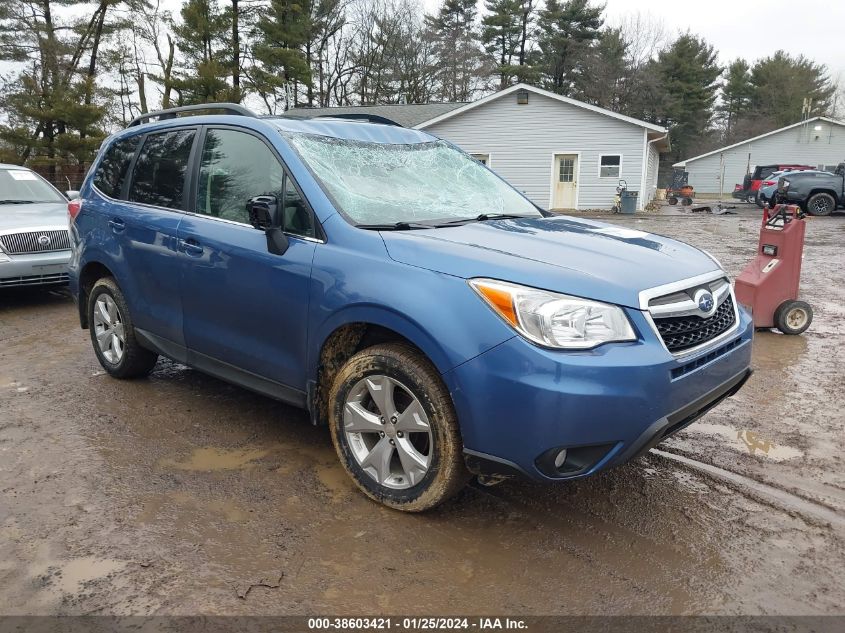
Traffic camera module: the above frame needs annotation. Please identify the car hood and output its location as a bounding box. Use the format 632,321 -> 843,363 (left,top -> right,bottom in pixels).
381,215 -> 721,309
0,202 -> 68,233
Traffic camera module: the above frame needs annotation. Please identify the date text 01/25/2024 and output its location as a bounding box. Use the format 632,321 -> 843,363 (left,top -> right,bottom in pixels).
307,617 -> 528,630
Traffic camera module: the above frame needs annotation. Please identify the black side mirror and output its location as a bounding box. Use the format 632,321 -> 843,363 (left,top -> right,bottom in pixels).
247,195 -> 289,256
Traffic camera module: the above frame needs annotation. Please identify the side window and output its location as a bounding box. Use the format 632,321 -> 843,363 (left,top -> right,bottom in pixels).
282,178 -> 316,238
196,129 -> 284,224
93,136 -> 141,198
128,129 -> 195,209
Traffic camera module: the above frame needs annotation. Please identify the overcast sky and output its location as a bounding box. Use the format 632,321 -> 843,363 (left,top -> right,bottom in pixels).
2,0 -> 842,87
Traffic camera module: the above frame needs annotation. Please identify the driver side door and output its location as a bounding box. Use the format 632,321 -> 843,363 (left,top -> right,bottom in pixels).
177,126 -> 319,404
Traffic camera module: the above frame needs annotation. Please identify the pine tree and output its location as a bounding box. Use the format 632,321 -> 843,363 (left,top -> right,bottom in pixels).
481,0 -> 523,89
0,0 -> 109,180
718,59 -> 753,141
172,0 -> 234,104
425,0 -> 488,102
575,27 -> 627,110
252,0 -> 312,109
654,34 -> 721,163
749,51 -> 833,128
534,0 -> 603,96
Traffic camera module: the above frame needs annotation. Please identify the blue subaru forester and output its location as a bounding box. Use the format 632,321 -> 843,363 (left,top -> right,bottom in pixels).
68,104 -> 753,511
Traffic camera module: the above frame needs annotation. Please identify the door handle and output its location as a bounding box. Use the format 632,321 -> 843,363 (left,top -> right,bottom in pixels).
108,218 -> 125,233
178,238 -> 204,256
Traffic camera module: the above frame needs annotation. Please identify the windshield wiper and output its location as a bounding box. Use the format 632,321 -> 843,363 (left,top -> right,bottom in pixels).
356,221 -> 434,231
436,213 -> 535,226
0,199 -> 37,204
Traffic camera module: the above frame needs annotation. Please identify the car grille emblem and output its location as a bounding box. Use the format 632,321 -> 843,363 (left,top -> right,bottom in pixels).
695,289 -> 715,315
38,234 -> 51,247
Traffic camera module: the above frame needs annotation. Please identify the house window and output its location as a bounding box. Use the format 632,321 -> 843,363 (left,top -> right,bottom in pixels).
599,154 -> 622,178
471,153 -> 490,166
559,158 -> 574,182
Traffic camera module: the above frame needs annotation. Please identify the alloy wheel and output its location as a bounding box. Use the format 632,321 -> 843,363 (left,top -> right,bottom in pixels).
812,198 -> 832,214
93,294 -> 126,364
343,374 -> 433,489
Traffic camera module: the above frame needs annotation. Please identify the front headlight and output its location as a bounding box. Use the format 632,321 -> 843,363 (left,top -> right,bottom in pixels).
469,278 -> 636,349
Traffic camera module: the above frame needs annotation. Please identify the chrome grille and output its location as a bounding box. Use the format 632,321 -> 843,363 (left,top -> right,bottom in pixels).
0,229 -> 71,254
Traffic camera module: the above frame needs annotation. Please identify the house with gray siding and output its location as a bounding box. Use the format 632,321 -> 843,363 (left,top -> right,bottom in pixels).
675,117 -> 845,195
283,83 -> 669,210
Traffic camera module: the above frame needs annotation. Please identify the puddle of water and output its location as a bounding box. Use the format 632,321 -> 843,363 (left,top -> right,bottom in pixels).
679,423 -> 803,461
159,447 -> 270,471
30,557 -> 125,596
314,462 -> 355,501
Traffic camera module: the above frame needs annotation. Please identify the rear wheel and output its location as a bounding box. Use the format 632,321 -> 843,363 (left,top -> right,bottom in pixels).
756,193 -> 766,208
746,194 -> 756,204
667,195 -> 679,206
774,300 -> 813,335
806,192 -> 835,216
88,277 -> 158,378
328,343 -> 469,512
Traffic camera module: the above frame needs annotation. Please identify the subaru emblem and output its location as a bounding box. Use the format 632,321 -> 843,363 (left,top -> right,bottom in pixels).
695,290 -> 715,315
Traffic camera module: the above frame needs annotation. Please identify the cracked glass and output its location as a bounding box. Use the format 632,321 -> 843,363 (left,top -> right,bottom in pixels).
286,134 -> 541,225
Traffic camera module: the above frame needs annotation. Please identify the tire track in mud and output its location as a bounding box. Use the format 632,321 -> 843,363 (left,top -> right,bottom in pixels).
652,449 -> 845,529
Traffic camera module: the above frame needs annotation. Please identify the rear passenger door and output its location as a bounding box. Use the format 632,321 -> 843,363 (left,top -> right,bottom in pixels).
177,126 -> 318,402
96,127 -> 197,354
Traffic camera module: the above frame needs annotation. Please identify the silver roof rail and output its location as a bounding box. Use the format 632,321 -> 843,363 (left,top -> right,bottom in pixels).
127,103 -> 257,128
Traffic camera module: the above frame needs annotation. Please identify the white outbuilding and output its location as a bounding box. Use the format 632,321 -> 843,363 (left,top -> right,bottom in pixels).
674,117 -> 845,196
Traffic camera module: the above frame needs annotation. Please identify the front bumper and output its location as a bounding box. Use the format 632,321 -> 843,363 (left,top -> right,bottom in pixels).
0,250 -> 71,287
444,306 -> 754,481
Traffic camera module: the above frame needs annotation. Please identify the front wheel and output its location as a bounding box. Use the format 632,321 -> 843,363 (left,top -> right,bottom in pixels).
806,192 -> 835,216
88,277 -> 159,378
328,343 -> 469,512
775,300 -> 813,335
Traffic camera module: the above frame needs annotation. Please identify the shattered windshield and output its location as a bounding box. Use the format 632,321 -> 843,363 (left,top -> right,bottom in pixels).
285,134 -> 541,225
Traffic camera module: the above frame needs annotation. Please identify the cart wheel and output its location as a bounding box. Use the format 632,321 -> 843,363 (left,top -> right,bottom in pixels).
681,197 -> 693,206
774,300 -> 813,335
667,196 -> 679,205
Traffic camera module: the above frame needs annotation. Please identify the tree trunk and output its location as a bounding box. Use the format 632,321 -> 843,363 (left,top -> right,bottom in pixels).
231,0 -> 240,99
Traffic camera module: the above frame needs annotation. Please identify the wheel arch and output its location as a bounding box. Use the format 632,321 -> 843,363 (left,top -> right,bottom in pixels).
807,188 -> 839,204
77,260 -> 118,329
308,309 -> 454,426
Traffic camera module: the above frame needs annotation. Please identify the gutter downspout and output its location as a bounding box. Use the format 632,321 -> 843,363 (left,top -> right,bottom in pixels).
645,132 -> 669,208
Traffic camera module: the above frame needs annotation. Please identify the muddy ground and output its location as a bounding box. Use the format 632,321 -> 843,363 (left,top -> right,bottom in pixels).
1,210 -> 844,617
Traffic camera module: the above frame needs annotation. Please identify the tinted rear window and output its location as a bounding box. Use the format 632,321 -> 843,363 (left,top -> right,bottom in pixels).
93,136 -> 141,198
128,129 -> 196,209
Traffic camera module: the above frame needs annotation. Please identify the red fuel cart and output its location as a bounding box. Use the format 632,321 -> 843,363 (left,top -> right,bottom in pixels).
735,204 -> 813,334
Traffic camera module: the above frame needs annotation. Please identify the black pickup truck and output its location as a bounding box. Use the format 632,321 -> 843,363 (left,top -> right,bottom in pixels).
777,163 -> 845,215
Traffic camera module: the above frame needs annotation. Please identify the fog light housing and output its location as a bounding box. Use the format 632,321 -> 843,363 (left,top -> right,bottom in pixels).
536,443 -> 617,478
553,449 -> 568,469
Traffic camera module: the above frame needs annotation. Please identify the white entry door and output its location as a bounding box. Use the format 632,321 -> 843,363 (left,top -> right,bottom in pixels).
552,154 -> 578,209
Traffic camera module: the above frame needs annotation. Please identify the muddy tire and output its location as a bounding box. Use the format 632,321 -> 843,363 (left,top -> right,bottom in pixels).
328,343 -> 469,512
806,192 -> 835,216
774,300 -> 813,335
87,277 -> 158,378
